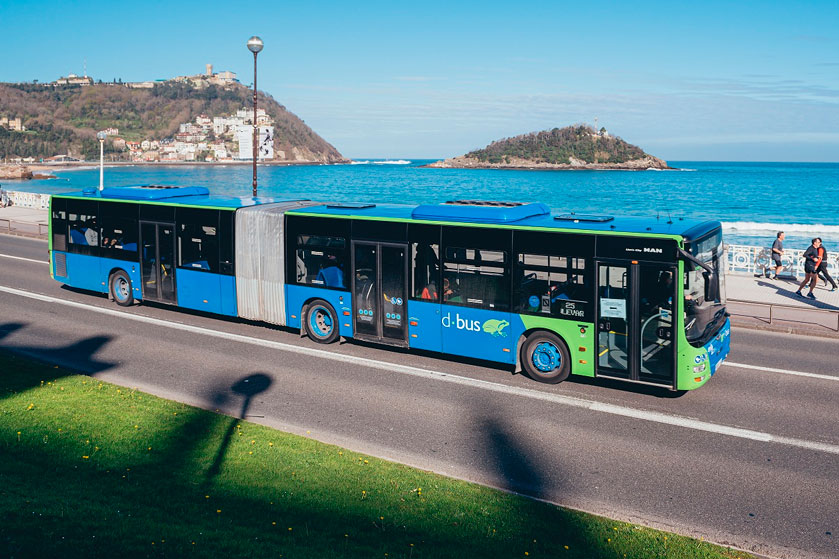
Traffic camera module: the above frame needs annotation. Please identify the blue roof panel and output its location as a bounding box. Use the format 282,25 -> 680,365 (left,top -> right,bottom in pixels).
412,202 -> 550,223
57,186 -> 305,210
290,203 -> 716,237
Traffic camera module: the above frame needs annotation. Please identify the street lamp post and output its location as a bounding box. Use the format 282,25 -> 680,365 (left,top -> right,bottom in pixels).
247,35 -> 264,198
96,131 -> 107,192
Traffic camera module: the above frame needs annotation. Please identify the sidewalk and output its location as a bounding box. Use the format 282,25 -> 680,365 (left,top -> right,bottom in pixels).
726,273 -> 839,336
0,205 -> 49,238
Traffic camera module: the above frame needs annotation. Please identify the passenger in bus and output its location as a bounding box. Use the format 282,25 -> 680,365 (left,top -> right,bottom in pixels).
421,281 -> 438,300
442,278 -> 456,301
653,271 -> 674,309
316,254 -> 344,288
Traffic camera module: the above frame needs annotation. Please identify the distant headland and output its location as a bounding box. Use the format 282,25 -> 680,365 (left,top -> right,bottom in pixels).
426,125 -> 672,170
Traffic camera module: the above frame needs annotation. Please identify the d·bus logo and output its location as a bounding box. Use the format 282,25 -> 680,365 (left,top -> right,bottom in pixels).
442,313 -> 509,337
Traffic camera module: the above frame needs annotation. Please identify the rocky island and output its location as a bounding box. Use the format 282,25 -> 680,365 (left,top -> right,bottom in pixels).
427,125 -> 671,170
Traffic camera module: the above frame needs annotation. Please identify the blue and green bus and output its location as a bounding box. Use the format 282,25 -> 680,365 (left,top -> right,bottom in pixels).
49,186 -> 729,390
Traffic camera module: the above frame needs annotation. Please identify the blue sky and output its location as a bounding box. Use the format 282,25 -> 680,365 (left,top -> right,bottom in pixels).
1,1 -> 837,160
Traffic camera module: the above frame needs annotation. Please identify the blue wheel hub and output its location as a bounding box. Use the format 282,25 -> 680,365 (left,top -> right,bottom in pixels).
532,342 -> 561,373
309,305 -> 333,338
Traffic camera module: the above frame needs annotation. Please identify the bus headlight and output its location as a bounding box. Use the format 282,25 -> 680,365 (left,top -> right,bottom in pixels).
692,363 -> 706,374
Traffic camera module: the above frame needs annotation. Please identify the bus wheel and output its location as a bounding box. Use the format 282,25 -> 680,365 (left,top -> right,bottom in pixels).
521,331 -> 571,384
304,300 -> 340,344
109,270 -> 134,307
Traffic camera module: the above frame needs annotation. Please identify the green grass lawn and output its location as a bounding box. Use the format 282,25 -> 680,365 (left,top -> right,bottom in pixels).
0,351 -> 753,558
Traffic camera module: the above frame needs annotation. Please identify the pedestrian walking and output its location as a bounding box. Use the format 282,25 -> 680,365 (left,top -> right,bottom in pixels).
0,185 -> 8,208
770,231 -> 784,279
796,238 -> 822,299
816,241 -> 837,292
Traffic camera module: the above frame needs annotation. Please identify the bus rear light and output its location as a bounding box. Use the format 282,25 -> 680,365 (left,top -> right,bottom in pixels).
578,346 -> 586,352
343,311 -> 350,316
579,328 -> 586,334
410,321 -> 418,326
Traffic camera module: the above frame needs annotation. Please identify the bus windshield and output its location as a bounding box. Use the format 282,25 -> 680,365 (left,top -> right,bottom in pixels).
684,229 -> 726,346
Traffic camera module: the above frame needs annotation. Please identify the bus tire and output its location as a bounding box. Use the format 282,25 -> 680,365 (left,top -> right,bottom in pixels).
109,270 -> 134,307
303,300 -> 340,344
521,331 -> 571,384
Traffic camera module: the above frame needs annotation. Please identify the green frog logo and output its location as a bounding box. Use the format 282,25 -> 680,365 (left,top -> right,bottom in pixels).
482,319 -> 510,337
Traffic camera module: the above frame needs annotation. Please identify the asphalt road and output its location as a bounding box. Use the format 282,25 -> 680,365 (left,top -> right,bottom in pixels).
1,235 -> 837,559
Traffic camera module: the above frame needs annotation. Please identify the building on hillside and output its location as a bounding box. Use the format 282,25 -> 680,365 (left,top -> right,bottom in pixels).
43,155 -> 81,163
100,127 -> 119,136
112,138 -> 126,151
125,141 -> 141,151
126,81 -> 155,89
54,73 -> 93,86
0,117 -> 24,131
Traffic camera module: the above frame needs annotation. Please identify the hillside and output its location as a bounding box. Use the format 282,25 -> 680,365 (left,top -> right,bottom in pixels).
428,125 -> 669,170
0,81 -> 346,163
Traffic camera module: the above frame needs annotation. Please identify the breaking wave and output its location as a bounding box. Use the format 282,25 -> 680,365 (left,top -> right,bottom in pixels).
351,159 -> 411,165
722,221 -> 839,237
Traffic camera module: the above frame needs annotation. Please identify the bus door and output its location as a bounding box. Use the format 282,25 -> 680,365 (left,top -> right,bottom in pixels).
352,241 -> 408,345
140,221 -> 177,304
596,261 -> 675,386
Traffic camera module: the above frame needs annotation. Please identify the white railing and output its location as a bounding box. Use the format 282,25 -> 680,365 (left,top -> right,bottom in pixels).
725,244 -> 838,278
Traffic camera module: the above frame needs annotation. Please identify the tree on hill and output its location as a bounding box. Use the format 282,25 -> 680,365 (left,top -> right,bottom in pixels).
0,81 -> 345,163
466,125 -> 648,165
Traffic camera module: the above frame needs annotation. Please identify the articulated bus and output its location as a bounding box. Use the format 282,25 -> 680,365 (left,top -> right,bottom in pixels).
49,186 -> 730,390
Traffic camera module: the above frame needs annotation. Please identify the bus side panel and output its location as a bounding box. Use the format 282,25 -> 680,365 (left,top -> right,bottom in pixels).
406,300 -> 442,352
285,284 -> 353,337
54,252 -> 108,294
53,252 -> 143,301
518,315 -> 596,377
440,305 -> 515,364
219,275 -> 238,317
176,269 -> 235,316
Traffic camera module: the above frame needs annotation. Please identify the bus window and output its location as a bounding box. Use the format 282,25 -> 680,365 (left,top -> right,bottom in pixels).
66,199 -> 99,255
178,208 -> 219,272
409,223 -> 441,302
51,197 -> 67,252
515,254 -> 588,317
442,247 -> 509,310
296,234 -> 347,288
218,211 -> 234,275
100,202 -> 138,258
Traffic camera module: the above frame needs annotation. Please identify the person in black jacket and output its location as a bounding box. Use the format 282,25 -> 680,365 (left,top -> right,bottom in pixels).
796,238 -> 822,299
817,243 -> 837,292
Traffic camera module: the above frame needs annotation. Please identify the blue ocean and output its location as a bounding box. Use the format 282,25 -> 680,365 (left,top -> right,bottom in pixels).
12,160 -> 839,250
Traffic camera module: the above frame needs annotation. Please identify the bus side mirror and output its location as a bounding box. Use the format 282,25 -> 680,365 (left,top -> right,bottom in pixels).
703,271 -> 718,302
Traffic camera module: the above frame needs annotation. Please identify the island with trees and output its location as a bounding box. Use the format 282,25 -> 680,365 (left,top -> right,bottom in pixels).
427,125 -> 671,170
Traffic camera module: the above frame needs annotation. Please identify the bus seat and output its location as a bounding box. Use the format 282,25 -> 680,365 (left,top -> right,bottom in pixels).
69,229 -> 87,245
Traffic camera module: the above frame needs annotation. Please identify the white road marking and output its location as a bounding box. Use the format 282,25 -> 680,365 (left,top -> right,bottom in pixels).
2,283 -> 839,456
724,361 -> 838,382
0,254 -> 47,265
